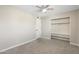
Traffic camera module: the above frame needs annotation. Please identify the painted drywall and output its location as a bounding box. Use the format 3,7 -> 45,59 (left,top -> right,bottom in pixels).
41,10 -> 79,45
76,10 -> 79,45
0,6 -> 36,51
41,16 -> 51,39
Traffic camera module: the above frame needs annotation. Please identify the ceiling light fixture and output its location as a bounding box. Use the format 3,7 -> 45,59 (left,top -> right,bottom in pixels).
42,9 -> 47,13
35,5 -> 53,13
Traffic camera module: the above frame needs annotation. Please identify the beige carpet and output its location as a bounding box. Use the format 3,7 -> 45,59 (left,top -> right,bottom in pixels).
1,38 -> 79,54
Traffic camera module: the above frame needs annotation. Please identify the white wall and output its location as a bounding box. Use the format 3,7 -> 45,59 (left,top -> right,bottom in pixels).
76,10 -> 79,45
41,16 -> 51,39
0,6 -> 36,51
41,10 -> 79,46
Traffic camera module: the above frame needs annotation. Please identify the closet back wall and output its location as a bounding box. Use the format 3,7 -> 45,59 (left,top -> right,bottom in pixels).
51,17 -> 70,35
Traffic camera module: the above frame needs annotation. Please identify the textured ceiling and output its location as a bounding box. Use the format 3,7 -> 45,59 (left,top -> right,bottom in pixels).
14,5 -> 79,16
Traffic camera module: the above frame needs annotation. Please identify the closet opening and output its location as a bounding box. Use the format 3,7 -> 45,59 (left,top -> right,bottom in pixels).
51,17 -> 70,41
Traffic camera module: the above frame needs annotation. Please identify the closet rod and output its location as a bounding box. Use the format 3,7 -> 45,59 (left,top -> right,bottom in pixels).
51,17 -> 70,20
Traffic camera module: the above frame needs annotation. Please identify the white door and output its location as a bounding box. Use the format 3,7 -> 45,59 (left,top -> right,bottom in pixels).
35,17 -> 41,39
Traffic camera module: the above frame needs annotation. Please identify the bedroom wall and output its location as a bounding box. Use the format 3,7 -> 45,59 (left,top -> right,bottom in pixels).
0,6 -> 36,51
41,16 -> 51,39
76,10 -> 79,45
41,10 -> 79,46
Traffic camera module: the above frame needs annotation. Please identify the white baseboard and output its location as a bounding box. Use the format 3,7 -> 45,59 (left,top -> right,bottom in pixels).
70,42 -> 79,47
0,38 -> 37,52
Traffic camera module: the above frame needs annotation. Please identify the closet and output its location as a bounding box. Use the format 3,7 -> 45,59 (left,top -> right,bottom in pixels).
51,17 -> 70,41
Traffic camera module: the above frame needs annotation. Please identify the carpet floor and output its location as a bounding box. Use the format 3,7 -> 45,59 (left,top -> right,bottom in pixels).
1,38 -> 79,54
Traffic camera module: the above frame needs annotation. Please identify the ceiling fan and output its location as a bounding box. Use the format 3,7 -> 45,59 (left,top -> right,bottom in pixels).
35,5 -> 53,13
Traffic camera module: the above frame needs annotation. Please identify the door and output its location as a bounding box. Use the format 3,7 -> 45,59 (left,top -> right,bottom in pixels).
35,17 -> 41,39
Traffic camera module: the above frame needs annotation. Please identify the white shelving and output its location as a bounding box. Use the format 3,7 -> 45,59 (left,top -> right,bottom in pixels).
51,22 -> 70,25
51,17 -> 70,41
51,17 -> 70,25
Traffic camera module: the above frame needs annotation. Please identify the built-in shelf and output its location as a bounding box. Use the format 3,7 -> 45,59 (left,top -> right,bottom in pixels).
51,17 -> 70,20
51,17 -> 70,41
51,22 -> 70,25
51,33 -> 70,39
51,17 -> 70,25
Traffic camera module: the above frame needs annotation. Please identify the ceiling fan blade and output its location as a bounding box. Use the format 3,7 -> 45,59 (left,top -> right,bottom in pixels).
35,5 -> 49,9
47,8 -> 53,10
35,5 -> 42,8
43,5 -> 49,8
